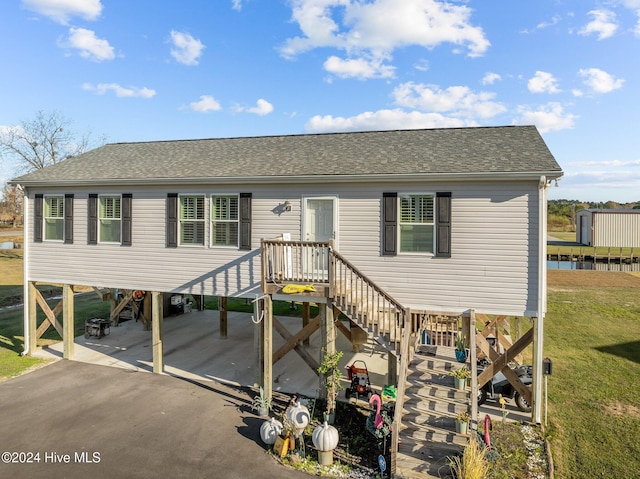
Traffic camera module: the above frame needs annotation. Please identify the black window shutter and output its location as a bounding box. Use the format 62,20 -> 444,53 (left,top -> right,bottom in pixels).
166,193 -> 178,248
239,193 -> 252,250
64,194 -> 74,244
88,194 -> 98,245
122,194 -> 132,246
382,192 -> 397,256
435,192 -> 452,258
34,194 -> 43,243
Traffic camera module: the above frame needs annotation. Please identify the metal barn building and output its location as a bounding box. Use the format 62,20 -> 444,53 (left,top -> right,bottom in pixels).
577,209 -> 640,247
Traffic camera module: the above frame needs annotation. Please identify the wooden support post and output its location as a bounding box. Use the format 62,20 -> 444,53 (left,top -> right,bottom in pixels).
63,284 -> 74,359
152,292 -> 164,374
302,302 -> 310,346
469,310 -> 478,431
263,295 -> 273,404
28,282 -> 37,355
319,296 -> 336,399
219,296 -> 228,339
254,298 -> 264,388
388,351 -> 397,388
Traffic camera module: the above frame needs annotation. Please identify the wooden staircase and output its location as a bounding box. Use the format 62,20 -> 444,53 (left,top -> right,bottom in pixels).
395,346 -> 469,478
261,239 -> 470,477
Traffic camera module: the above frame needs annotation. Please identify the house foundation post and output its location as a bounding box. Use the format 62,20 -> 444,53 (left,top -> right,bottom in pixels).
219,296 -> 228,339
152,292 -> 164,374
254,298 -> 264,388
263,295 -> 273,402
388,352 -> 397,388
302,302 -> 310,346
27,281 -> 37,355
319,295 -> 336,399
62,284 -> 75,359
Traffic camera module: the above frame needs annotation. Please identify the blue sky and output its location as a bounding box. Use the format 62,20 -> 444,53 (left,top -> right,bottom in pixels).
1,0 -> 639,203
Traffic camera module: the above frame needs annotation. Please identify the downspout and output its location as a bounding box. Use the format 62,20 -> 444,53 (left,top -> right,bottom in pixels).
533,176 -> 549,423
21,187 -> 30,356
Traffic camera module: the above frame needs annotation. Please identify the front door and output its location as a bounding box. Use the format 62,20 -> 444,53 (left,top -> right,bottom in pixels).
303,197 -> 337,280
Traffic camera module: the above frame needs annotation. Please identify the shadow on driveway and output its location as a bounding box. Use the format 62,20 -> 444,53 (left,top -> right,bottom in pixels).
0,361 -> 310,479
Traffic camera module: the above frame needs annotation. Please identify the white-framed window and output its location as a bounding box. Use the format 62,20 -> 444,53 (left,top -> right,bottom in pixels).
211,195 -> 239,247
44,195 -> 64,241
399,193 -> 435,253
99,195 -> 122,243
179,195 -> 205,245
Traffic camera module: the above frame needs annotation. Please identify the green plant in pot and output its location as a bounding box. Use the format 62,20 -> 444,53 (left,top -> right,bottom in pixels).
317,349 -> 344,424
449,366 -> 471,390
455,410 -> 470,434
455,333 -> 467,363
251,386 -> 271,417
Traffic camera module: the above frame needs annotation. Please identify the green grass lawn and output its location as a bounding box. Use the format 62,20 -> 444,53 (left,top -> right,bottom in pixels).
545,285 -> 640,478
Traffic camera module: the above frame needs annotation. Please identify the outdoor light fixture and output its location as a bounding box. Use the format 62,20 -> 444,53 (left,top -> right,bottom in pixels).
283,200 -> 291,212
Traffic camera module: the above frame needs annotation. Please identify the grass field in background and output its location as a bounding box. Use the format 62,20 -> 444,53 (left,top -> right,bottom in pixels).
545,277 -> 640,478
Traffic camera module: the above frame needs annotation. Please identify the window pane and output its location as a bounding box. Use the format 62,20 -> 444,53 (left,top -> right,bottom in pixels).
212,196 -> 238,221
400,195 -> 433,223
44,219 -> 64,240
100,219 -> 121,242
45,197 -> 64,218
400,225 -> 434,253
100,196 -> 121,219
181,196 -> 205,220
181,221 -> 205,245
212,222 -> 238,246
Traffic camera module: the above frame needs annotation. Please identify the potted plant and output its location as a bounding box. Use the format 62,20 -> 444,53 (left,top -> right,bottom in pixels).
251,386 -> 271,417
449,366 -> 471,390
317,349 -> 344,424
455,333 -> 467,363
455,410 -> 470,434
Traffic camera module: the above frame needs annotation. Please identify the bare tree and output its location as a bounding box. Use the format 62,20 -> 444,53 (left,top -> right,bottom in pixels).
0,183 -> 24,228
0,110 -> 92,173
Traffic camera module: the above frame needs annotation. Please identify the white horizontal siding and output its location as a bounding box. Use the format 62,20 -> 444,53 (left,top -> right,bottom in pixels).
25,181 -> 541,316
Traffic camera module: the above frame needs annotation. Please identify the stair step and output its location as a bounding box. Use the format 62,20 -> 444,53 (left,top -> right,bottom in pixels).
400,422 -> 469,447
398,436 -> 463,462
402,399 -> 468,418
404,380 -> 469,400
395,451 -> 455,479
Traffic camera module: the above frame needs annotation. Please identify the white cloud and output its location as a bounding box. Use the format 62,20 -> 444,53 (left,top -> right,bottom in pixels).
323,55 -> 395,79
578,68 -> 624,93
236,99 -> 274,116
280,0 -> 489,78
305,109 -> 472,133
169,31 -> 205,66
22,0 -> 102,24
567,159 -> 640,167
82,83 -> 156,98
392,82 -> 506,119
528,71 -> 561,94
482,72 -> 501,85
578,9 -> 618,40
513,102 -> 577,133
59,28 -> 115,62
189,95 -> 222,113
231,0 -> 242,11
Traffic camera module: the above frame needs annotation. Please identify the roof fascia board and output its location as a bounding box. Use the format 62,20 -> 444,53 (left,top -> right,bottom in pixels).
11,171 -> 563,188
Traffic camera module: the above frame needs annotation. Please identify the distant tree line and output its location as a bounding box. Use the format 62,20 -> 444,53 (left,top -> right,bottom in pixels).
548,199 -> 640,231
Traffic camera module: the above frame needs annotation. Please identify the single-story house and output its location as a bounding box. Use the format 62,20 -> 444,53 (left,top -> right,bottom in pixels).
11,125 -> 563,426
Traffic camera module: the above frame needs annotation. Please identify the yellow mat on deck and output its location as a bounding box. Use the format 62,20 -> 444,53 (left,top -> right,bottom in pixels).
282,284 -> 316,294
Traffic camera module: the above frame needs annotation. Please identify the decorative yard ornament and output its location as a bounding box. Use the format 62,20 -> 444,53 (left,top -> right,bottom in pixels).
260,417 -> 283,445
312,421 -> 339,466
285,401 -> 310,436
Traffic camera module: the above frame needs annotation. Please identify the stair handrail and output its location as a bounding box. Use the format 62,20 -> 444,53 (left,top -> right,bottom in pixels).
329,248 -> 406,315
390,307 -> 412,478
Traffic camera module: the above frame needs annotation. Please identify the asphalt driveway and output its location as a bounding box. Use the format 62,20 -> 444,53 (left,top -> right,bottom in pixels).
0,360 -> 310,479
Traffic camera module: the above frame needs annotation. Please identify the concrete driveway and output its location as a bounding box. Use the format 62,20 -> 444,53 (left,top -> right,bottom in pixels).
0,360 -> 310,479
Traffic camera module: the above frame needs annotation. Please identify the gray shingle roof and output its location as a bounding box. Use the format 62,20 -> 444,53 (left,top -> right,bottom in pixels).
11,126 -> 562,185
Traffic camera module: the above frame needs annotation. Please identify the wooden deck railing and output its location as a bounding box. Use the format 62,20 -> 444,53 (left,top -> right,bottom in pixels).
261,239 -> 331,288
329,248 -> 407,353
